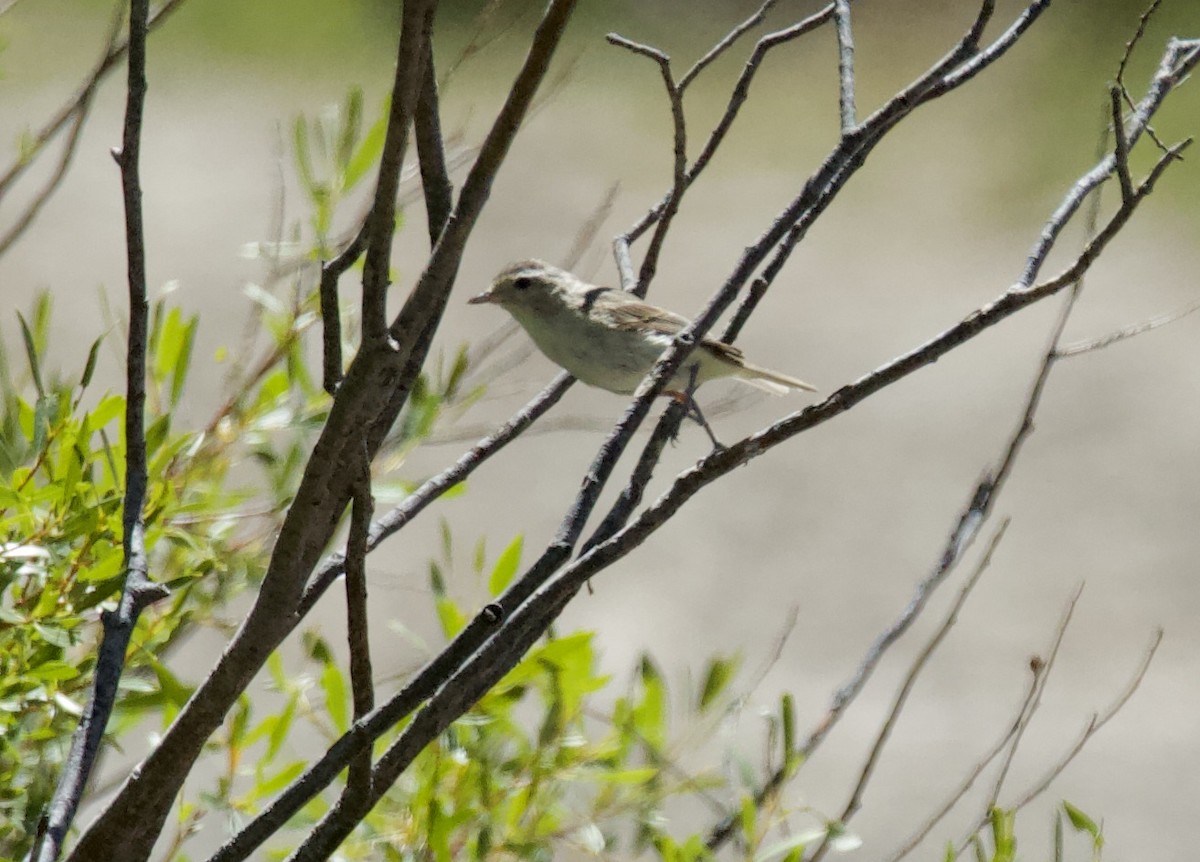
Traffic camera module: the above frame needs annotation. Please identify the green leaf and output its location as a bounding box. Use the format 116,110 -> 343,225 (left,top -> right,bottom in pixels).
17,311 -> 45,397
472,536 -> 486,576
79,335 -> 103,391
444,344 -> 470,398
293,115 -> 316,195
435,594 -> 466,639
633,655 -> 667,749
1063,801 -> 1100,839
321,660 -> 349,734
739,794 -> 757,843
487,534 -> 523,596
697,655 -> 738,712
88,393 -> 125,430
266,694 -> 298,761
148,656 -> 195,708
344,110 -> 386,190
256,760 -> 306,797
989,807 -> 1015,862
32,394 -> 52,452
26,660 -> 79,682
170,315 -> 197,406
781,692 -> 796,761
753,832 -> 813,862
336,87 -> 363,173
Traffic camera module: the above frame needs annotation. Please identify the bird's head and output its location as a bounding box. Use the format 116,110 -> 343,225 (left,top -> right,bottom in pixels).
468,259 -> 574,312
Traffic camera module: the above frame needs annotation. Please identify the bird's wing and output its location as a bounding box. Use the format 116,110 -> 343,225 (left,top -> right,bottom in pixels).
596,290 -> 692,336
699,338 -> 746,365
596,289 -> 749,365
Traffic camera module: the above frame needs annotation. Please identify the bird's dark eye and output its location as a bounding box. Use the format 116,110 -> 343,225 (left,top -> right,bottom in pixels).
513,276 -> 532,290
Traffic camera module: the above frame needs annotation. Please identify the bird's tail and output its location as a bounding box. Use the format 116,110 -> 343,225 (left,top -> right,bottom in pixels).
737,362 -> 818,395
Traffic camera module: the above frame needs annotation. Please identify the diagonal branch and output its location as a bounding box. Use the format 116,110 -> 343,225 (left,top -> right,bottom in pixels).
0,5 -> 123,255
807,522 -> 1010,862
0,0 -> 188,202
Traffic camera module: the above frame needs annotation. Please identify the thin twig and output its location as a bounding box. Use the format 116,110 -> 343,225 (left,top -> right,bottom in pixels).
807,521 -> 1010,862
605,34 -> 686,296
342,450 -> 375,804
834,0 -> 857,134
319,219 -> 369,394
1118,0 -> 1164,86
679,0 -> 781,90
1115,0 -> 1171,153
983,584 -> 1084,816
1056,297 -> 1200,356
1110,86 -> 1135,203
1006,628 -> 1163,811
884,664 -> 1042,862
0,6 -> 123,255
0,0 -> 188,200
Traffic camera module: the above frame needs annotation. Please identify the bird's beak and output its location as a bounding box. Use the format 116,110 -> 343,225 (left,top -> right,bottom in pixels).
468,290 -> 497,305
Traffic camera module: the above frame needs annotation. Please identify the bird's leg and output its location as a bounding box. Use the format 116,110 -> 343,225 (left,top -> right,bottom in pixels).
666,364 -> 725,451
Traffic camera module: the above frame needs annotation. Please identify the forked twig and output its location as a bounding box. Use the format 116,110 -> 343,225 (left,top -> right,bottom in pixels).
807,522 -> 1011,862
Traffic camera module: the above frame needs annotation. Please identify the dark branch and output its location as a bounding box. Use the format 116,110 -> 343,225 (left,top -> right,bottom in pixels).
34,3 -> 169,860
605,33 -> 686,296
319,219 -> 370,395
342,454 -> 375,804
415,38 -> 453,245
359,0 -> 436,345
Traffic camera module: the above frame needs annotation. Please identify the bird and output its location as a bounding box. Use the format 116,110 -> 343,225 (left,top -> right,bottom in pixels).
468,259 -> 815,445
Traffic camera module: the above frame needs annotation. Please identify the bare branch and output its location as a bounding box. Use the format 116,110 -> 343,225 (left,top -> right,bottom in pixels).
605,34 -> 687,296
34,3 -> 169,859
1110,86 -> 1135,203
679,0 -> 780,90
0,6 -> 122,255
614,3 -> 838,264
0,0 -> 188,202
1056,297 -> 1200,357
807,522 -> 1010,862
415,38 -> 454,245
983,585 -> 1084,815
1006,629 -> 1163,811
70,4 -> 578,859
884,666 -> 1041,862
360,0 -> 436,344
342,454 -> 375,805
952,627 -> 1162,856
834,0 -> 857,134
318,219 -> 369,395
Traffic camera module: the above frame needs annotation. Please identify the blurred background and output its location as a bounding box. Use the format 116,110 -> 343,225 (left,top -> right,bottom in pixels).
2,0 -> 1199,858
